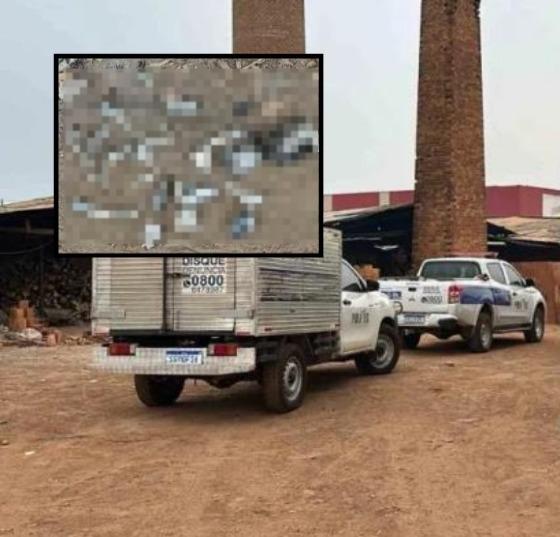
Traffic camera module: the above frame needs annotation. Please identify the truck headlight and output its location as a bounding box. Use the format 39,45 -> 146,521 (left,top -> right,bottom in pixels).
392,301 -> 403,314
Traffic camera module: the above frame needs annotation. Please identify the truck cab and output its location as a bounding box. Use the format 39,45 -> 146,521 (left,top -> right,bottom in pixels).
340,259 -> 391,354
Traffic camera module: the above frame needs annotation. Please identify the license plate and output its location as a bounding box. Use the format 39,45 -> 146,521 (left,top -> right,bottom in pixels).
165,349 -> 204,365
403,313 -> 426,325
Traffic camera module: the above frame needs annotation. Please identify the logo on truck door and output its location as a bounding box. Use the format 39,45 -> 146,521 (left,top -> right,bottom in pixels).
513,297 -> 529,311
421,295 -> 443,304
352,310 -> 370,324
182,258 -> 227,294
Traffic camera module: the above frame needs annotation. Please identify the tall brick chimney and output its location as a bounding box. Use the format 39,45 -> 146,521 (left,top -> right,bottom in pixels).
413,0 -> 487,266
232,0 -> 305,53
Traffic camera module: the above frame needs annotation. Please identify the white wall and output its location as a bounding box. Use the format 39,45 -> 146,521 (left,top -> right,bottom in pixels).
543,194 -> 560,217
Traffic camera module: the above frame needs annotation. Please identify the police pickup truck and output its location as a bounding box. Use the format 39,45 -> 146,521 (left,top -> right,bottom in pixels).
379,257 -> 546,352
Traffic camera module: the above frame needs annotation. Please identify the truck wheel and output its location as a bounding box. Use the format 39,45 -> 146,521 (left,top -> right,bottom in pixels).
467,311 -> 493,353
355,323 -> 401,375
524,306 -> 545,343
402,332 -> 421,350
261,344 -> 307,413
134,375 -> 185,407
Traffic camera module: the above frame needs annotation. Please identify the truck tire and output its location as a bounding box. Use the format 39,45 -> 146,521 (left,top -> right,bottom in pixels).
467,311 -> 493,353
402,332 -> 421,350
134,375 -> 185,407
261,343 -> 307,413
355,323 -> 401,375
524,306 -> 545,343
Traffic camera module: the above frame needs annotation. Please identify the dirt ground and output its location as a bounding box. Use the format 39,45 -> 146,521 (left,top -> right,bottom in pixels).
1,328 -> 559,537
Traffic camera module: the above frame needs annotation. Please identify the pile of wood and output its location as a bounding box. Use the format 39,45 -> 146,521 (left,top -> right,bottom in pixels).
0,255 -> 91,323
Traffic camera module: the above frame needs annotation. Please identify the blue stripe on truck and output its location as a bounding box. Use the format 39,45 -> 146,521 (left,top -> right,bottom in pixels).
460,286 -> 512,306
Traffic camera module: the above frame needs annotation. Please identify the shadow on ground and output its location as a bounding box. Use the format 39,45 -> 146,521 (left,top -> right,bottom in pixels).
110,362 -> 366,424
410,334 -> 528,357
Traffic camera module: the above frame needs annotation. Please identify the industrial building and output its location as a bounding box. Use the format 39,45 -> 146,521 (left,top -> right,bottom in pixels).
325,185 -> 560,217
324,191 -> 560,324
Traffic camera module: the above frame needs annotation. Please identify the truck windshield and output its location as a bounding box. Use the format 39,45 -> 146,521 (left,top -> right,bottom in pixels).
420,261 -> 481,280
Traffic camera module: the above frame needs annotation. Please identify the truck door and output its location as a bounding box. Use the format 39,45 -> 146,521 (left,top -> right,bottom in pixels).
502,262 -> 533,325
485,262 -> 513,327
95,258 -> 165,332
340,262 -> 378,354
166,257 -> 237,332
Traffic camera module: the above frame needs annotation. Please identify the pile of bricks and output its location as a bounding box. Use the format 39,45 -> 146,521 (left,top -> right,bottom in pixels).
5,300 -> 64,346
8,300 -> 37,332
354,264 -> 381,282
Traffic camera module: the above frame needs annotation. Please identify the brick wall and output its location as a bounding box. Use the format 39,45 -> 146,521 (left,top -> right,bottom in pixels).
412,0 -> 487,266
232,0 -> 305,53
513,262 -> 560,325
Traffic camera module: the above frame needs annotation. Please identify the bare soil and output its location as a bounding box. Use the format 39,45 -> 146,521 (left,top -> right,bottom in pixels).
1,328 -> 559,537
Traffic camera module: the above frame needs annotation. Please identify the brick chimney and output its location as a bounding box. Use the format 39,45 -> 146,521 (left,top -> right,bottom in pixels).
232,0 -> 305,53
413,0 -> 487,266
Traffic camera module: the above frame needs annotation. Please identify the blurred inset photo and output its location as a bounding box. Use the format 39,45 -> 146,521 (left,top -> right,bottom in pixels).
57,55 -> 322,255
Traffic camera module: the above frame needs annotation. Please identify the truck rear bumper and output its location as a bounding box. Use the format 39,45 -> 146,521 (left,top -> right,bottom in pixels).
92,347 -> 256,376
397,313 -> 460,331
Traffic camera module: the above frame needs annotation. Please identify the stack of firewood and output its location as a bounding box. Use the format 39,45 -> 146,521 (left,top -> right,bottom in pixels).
0,255 -> 91,322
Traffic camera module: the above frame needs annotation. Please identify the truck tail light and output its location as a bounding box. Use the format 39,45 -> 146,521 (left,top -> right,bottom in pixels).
448,284 -> 463,304
108,342 -> 136,356
207,343 -> 238,357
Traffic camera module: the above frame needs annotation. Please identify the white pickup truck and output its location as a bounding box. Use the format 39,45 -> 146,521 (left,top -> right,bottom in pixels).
380,257 -> 546,352
92,230 -> 401,413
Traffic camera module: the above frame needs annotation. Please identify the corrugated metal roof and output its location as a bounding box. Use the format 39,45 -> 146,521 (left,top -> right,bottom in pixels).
489,217 -> 560,245
325,204 -> 560,247
0,196 -> 54,214
324,203 -> 412,222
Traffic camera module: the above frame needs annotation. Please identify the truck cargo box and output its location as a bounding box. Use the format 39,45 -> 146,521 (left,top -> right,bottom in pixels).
92,228 -> 341,337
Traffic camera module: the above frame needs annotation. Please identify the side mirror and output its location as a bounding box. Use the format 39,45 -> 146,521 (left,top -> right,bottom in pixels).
525,278 -> 536,288
366,280 -> 380,292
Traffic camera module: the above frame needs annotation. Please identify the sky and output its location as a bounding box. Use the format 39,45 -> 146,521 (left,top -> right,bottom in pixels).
0,0 -> 558,203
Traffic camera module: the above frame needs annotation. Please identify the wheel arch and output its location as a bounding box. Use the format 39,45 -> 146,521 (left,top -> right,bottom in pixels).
532,300 -> 546,319
479,301 -> 494,323
284,334 -> 314,363
381,316 -> 396,328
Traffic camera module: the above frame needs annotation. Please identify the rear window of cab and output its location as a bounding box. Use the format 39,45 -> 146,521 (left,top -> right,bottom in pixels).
420,261 -> 481,280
